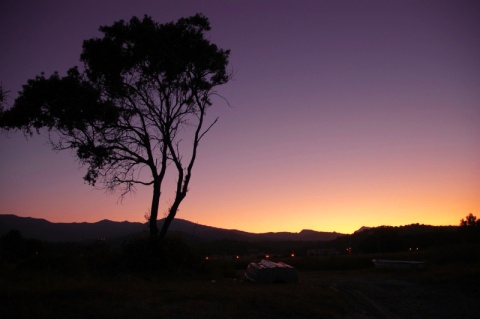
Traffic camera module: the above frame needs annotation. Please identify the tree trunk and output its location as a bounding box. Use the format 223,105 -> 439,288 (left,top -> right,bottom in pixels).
158,196 -> 184,242
149,180 -> 161,238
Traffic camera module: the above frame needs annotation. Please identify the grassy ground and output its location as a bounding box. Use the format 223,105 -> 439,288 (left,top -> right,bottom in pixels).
1,269 -> 347,319
2,246 -> 480,319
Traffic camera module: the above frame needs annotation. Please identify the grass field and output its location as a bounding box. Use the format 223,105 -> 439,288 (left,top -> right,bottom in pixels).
2,248 -> 480,319
1,267 -> 348,319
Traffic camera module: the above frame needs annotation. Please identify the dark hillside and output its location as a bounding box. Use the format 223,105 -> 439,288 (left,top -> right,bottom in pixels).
322,224 -> 459,254
0,214 -> 342,243
0,214 -> 146,242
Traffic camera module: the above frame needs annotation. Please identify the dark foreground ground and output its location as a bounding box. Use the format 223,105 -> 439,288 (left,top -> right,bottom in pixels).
1,257 -> 479,319
311,265 -> 480,319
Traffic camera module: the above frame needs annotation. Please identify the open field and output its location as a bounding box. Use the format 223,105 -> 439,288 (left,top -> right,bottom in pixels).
2,253 -> 480,319
1,268 -> 345,319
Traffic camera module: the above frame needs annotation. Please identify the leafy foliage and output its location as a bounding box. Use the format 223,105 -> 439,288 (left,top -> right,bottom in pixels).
0,83 -> 6,112
0,229 -> 43,263
0,14 -> 231,239
460,213 -> 479,228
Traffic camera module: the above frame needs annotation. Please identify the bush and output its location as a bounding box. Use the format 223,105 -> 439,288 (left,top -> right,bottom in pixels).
121,234 -> 200,272
84,241 -> 120,275
0,230 -> 43,263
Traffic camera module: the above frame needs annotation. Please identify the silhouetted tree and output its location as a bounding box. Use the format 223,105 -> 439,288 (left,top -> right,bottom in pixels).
0,83 -> 7,112
0,229 -> 42,262
0,14 -> 231,241
460,213 -> 479,228
458,213 -> 480,244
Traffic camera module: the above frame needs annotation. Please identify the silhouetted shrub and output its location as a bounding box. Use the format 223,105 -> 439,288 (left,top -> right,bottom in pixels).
84,241 -> 120,275
121,234 -> 200,272
160,235 -> 198,269
0,229 -> 43,263
121,235 -> 155,270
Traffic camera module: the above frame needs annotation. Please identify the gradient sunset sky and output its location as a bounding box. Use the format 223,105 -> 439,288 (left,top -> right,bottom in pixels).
1,0 -> 479,234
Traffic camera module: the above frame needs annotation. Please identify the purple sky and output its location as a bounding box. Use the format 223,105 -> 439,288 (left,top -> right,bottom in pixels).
1,0 -> 479,233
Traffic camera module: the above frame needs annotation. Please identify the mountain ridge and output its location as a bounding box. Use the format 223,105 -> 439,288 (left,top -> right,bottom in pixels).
0,214 -> 344,243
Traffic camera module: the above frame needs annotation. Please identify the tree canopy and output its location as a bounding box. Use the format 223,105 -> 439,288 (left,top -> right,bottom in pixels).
0,14 -> 231,240
0,83 -> 7,112
460,213 -> 479,228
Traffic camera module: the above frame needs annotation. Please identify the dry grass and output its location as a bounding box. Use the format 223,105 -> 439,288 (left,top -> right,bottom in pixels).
2,244 -> 480,319
0,269 -> 348,319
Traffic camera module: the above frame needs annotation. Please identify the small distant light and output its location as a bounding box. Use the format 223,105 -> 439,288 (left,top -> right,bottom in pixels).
236,255 -> 240,259
291,253 -> 295,257
205,256 -> 209,260
265,254 -> 270,258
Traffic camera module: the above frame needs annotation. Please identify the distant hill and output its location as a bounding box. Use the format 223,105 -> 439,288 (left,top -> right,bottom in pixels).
326,223 -> 460,254
354,226 -> 372,233
0,214 -> 146,242
0,214 -> 343,243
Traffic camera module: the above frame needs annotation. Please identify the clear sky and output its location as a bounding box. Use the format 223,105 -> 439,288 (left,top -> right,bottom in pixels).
0,0 -> 479,234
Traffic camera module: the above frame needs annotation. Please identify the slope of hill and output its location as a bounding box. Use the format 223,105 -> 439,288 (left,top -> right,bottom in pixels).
0,214 -> 343,243
326,224 -> 460,254
0,214 -> 146,242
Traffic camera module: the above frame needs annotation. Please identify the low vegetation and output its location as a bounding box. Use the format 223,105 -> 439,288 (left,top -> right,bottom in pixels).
1,215 -> 479,318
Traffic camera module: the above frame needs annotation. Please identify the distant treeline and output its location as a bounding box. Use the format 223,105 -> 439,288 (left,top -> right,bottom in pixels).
195,223 -> 480,257
328,224 -> 464,254
2,223 -> 479,275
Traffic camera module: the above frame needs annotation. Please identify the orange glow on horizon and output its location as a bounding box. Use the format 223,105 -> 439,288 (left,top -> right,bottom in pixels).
0,1 -> 478,236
